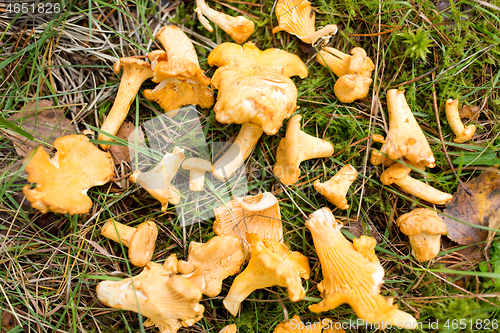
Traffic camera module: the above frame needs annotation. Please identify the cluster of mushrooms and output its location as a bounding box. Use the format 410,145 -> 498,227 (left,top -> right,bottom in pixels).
20,0 -> 479,332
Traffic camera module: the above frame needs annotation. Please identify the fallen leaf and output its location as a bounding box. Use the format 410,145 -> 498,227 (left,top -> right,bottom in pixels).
109,121 -> 135,165
6,100 -> 76,156
443,168 -> 500,245
459,105 -> 480,120
1,311 -> 16,332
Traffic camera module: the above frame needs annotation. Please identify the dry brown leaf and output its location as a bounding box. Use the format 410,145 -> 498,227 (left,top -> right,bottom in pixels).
109,121 -> 135,165
6,100 -> 76,156
459,105 -> 480,120
1,311 -> 16,332
443,168 -> 500,245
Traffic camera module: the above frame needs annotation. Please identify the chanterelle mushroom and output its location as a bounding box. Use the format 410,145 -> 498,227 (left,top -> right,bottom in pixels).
129,147 -> 185,211
273,0 -> 338,44
371,89 -> 435,168
274,115 -> 334,185
96,262 -> 204,333
181,158 -> 213,191
314,164 -> 358,210
99,58 -> 153,149
317,47 -> 375,103
208,42 -> 308,135
445,99 -> 476,143
306,208 -> 417,329
100,219 -> 158,267
23,135 -> 114,215
396,208 -> 447,262
380,163 -> 453,205
182,235 -> 244,297
195,0 -> 254,44
213,192 -> 283,251
223,233 -> 310,316
144,26 -> 214,115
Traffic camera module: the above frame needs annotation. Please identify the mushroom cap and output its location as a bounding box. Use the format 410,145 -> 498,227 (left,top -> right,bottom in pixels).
186,235 -> 244,297
208,42 -> 308,79
213,192 -> 283,252
377,89 -> 435,168
96,262 -> 204,333
333,73 -> 373,103
23,135 -> 114,215
223,233 -> 310,316
274,115 -> 334,185
305,208 -> 416,325
211,67 -> 299,134
144,77 -> 214,113
379,163 -> 411,185
113,57 -> 152,75
181,157 -> 213,172
273,0 -> 337,44
396,208 -> 447,236
128,221 -> 158,267
220,324 -> 238,333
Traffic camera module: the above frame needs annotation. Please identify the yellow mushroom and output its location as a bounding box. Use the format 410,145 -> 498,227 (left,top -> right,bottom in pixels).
195,0 -> 254,44
317,47 -> 375,103
144,26 -> 214,115
273,0 -> 337,44
100,219 -> 158,267
182,235 -> 244,297
223,233 -> 310,316
23,135 -> 114,215
181,158 -> 213,191
212,122 -> 264,180
445,99 -> 476,143
314,164 -> 358,210
306,208 -> 417,329
396,208 -> 447,262
99,58 -> 153,149
208,42 -> 308,135
274,115 -> 334,185
371,89 -> 435,168
213,192 -> 283,252
129,147 -> 185,211
380,163 -> 453,205
96,262 -> 204,333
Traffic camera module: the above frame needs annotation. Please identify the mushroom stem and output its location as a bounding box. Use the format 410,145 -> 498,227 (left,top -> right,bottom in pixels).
445,99 -> 476,143
99,58 -> 153,150
307,25 -> 338,44
392,175 -> 453,205
380,163 -> 452,205
213,122 -> 264,180
101,219 -> 135,247
195,0 -> 254,44
181,158 -> 213,191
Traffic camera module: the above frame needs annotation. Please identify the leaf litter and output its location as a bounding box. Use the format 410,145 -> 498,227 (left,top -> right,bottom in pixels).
443,168 -> 500,246
6,100 -> 76,156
